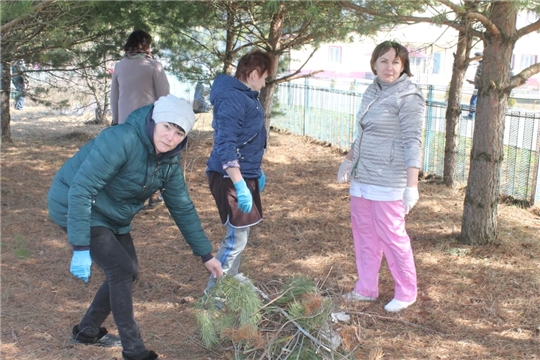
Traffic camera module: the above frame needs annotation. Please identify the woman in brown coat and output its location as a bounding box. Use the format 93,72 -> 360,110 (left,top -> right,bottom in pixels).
110,30 -> 170,125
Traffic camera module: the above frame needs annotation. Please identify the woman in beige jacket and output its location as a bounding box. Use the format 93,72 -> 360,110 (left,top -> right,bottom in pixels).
110,30 -> 170,125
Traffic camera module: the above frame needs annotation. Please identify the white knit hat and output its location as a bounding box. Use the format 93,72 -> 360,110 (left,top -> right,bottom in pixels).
152,94 -> 195,135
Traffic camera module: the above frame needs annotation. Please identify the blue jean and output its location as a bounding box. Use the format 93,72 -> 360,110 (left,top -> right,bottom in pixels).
12,81 -> 25,109
206,224 -> 250,292
15,97 -> 24,110
468,90 -> 478,116
77,227 -> 148,359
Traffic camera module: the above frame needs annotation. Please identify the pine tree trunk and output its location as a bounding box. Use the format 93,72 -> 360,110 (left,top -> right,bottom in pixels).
259,81 -> 276,135
1,61 -> 12,142
260,3 -> 284,142
222,4 -> 237,75
94,106 -> 108,125
443,30 -> 472,188
460,2 -> 517,245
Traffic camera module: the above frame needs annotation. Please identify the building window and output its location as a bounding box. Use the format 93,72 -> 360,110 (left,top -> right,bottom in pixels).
521,54 -> 537,70
329,46 -> 342,64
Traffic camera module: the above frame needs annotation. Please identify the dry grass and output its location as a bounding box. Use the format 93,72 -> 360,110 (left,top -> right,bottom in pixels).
1,104 -> 539,359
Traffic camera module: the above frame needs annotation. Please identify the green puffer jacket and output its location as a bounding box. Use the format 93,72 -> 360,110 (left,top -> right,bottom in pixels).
47,104 -> 212,257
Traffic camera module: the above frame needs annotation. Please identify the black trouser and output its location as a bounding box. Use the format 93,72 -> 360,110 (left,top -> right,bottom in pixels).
76,227 -> 148,358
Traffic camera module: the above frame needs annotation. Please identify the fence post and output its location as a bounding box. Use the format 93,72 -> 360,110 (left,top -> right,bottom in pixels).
533,116 -> 540,206
423,85 -> 435,173
534,156 -> 540,206
303,78 -> 309,136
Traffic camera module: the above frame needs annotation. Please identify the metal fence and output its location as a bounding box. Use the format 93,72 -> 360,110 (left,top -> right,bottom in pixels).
272,81 -> 540,206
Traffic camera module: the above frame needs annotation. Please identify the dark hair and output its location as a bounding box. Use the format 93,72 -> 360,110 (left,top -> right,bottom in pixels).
234,50 -> 274,82
124,30 -> 152,52
370,41 -> 413,77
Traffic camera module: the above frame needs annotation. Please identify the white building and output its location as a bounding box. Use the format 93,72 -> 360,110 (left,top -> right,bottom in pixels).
288,11 -> 540,96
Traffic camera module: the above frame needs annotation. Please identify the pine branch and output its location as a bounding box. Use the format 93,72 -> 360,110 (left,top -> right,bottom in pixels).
252,282 -> 332,354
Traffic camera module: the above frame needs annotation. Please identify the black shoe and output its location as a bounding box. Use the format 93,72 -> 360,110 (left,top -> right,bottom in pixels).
71,325 -> 122,347
122,350 -> 159,360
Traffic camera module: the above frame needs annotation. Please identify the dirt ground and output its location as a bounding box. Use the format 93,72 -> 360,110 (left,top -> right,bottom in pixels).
1,105 -> 540,360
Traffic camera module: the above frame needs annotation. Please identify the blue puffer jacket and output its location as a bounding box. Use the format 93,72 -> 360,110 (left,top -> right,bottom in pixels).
47,105 -> 212,257
206,74 -> 266,178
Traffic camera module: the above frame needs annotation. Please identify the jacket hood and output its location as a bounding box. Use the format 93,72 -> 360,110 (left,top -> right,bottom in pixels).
209,74 -> 258,104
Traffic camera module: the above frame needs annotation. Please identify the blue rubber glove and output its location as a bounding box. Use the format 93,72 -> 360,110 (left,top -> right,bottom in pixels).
233,179 -> 253,213
70,250 -> 92,282
258,170 -> 266,192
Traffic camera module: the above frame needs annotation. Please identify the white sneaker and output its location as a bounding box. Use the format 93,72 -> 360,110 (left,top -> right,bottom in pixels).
384,298 -> 415,312
342,290 -> 377,302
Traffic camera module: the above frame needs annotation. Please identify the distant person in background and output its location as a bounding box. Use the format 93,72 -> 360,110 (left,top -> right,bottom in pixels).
111,30 -> 170,125
204,50 -> 274,294
466,51 -> 483,118
111,29 -> 170,209
47,94 -> 223,360
11,60 -> 27,110
193,81 -> 211,113
337,41 -> 425,312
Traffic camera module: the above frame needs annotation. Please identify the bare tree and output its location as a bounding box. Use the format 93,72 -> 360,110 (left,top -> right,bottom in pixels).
1,0 -> 139,140
29,49 -> 115,125
0,0 -> 116,141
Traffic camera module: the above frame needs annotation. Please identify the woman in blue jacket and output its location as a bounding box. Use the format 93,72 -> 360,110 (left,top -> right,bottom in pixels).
205,50 -> 273,293
47,94 -> 222,360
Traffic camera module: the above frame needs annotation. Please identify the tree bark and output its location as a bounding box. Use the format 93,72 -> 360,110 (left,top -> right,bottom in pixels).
443,29 -> 473,188
222,4 -> 237,75
94,107 -> 108,125
259,4 -> 284,139
460,2 -> 517,245
1,61 -> 12,142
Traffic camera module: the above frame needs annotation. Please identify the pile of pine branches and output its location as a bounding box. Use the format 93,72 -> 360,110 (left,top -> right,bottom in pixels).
195,275 -> 352,359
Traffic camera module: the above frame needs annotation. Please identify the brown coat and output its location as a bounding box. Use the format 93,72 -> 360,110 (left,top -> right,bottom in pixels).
110,56 -> 170,125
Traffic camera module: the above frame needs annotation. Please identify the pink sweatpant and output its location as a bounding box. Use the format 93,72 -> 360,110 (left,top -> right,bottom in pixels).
350,196 -> 417,302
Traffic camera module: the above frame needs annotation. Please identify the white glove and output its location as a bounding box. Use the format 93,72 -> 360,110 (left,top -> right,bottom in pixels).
337,159 -> 353,183
403,187 -> 419,214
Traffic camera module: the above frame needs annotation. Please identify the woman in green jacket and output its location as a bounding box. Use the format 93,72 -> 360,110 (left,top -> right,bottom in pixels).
47,94 -> 222,360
